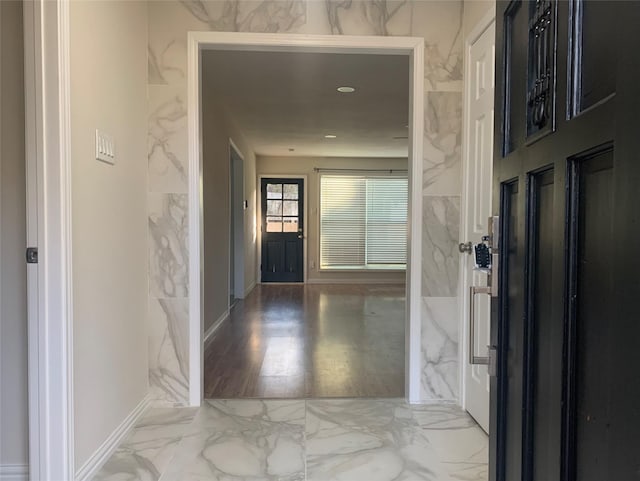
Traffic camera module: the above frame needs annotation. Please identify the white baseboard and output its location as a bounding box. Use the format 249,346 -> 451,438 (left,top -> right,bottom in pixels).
306,278 -> 406,285
75,393 -> 151,481
204,309 -> 229,349
410,398 -> 459,405
244,280 -> 256,297
0,465 -> 28,481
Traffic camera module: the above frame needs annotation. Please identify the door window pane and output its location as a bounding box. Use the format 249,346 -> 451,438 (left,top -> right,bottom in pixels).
283,201 -> 298,216
267,183 -> 282,199
573,0 -> 618,114
266,216 -> 283,232
283,184 -> 298,199
283,217 -> 299,232
577,0 -> 616,111
267,200 -> 282,216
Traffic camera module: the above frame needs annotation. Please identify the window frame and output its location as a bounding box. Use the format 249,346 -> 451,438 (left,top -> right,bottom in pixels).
318,172 -> 408,272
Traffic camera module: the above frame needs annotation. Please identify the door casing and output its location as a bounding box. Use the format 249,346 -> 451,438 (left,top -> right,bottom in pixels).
229,139 -> 245,302
24,1 -> 75,479
188,32 -> 426,406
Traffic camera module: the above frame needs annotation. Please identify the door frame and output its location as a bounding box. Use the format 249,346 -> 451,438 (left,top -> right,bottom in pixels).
228,139 -> 245,303
459,8 -> 496,420
188,32 -> 425,405
24,0 -> 75,479
256,174 -> 308,284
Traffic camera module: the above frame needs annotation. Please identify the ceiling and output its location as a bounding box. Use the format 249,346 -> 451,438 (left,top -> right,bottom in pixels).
201,50 -> 410,158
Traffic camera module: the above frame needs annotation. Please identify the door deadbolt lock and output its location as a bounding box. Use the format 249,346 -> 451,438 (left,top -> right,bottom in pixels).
470,216 -> 500,297
474,243 -> 492,271
458,241 -> 473,254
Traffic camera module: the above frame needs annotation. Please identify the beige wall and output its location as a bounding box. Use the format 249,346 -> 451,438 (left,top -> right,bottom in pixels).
202,92 -> 257,334
463,0 -> 496,38
0,1 -> 28,469
69,0 -> 149,470
257,155 -> 408,284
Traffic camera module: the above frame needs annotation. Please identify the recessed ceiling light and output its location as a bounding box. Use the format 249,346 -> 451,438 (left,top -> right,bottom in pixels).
324,134 -> 337,139
336,86 -> 355,93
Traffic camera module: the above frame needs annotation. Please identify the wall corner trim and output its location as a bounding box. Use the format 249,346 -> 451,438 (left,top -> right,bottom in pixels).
74,394 -> 151,481
0,465 -> 29,481
203,309 -> 230,349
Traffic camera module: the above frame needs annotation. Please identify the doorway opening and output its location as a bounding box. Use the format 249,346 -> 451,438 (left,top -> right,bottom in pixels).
190,33 -> 424,404
260,177 -> 305,283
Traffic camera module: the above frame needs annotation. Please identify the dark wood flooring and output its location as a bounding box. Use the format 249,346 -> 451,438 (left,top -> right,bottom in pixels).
204,283 -> 406,399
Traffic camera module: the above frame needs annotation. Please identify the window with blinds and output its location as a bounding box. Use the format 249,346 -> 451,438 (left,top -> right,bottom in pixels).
320,174 -> 408,269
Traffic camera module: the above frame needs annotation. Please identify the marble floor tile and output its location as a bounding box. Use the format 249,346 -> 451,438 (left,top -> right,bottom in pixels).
94,400 -> 488,481
412,405 -> 488,481
159,400 -> 306,481
93,407 -> 198,481
306,399 -> 443,481
194,399 -> 306,429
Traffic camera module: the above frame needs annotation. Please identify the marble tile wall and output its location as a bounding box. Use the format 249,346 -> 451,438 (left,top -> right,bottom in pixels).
147,0 -> 464,405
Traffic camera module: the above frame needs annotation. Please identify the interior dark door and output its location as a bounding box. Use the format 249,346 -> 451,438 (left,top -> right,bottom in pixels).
261,178 -> 304,283
490,2 -> 640,481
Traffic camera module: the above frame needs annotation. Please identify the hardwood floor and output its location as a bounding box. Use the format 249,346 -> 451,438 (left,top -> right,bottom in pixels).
204,283 -> 406,399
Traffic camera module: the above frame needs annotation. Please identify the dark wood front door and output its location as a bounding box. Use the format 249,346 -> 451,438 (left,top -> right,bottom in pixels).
261,178 -> 304,283
490,2 -> 640,480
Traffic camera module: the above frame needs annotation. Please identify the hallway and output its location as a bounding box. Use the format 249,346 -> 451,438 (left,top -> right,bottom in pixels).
94,399 -> 488,481
204,284 -> 406,399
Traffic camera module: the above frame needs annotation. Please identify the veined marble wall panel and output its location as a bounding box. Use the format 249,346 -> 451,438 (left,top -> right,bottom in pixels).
149,298 -> 190,404
147,0 -> 464,404
421,297 -> 459,401
423,91 -> 463,196
422,196 -> 460,298
149,193 -> 189,299
149,86 -> 188,193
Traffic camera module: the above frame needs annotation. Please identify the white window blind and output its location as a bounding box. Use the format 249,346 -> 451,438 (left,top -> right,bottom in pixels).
320,174 -> 408,269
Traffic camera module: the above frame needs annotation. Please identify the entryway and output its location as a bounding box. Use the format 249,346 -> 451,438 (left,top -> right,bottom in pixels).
192,33 -> 425,404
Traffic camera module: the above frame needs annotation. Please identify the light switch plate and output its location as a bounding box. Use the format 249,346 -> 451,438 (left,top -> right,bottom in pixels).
95,129 -> 116,165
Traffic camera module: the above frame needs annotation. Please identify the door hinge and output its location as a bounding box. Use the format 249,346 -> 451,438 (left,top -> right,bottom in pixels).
26,247 -> 38,264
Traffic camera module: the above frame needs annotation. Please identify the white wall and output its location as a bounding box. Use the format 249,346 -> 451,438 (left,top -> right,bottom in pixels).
201,91 -> 257,334
257,155 -> 408,284
69,0 -> 149,470
0,0 -> 29,471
